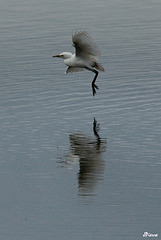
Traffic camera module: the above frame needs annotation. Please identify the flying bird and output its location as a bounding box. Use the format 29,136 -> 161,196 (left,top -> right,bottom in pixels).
53,30 -> 104,96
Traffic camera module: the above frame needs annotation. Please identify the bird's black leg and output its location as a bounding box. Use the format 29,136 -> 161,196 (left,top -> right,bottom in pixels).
85,67 -> 99,96
92,70 -> 99,96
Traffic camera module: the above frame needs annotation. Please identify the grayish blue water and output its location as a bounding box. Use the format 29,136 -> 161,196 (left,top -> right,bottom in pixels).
0,0 -> 161,239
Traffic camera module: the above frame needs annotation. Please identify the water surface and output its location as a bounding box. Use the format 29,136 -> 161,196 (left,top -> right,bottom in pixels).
0,0 -> 161,239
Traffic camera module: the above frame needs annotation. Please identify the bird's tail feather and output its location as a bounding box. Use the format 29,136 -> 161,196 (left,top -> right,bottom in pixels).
94,62 -> 104,71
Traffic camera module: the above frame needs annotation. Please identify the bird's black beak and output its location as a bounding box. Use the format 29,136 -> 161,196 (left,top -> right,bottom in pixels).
52,54 -> 61,58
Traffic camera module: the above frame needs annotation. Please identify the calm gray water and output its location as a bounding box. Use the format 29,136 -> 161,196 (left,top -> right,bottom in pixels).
1,0 -> 161,239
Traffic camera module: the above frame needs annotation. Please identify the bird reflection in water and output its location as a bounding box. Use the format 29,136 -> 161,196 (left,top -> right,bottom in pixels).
69,118 -> 106,196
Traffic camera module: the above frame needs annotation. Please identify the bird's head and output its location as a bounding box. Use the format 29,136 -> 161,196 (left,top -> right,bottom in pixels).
52,52 -> 72,59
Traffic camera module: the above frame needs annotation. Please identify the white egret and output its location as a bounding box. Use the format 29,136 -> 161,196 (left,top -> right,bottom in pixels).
53,30 -> 104,96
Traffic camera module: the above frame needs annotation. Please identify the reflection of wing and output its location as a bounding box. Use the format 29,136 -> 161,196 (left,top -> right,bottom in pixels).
72,30 -> 101,59
69,133 -> 106,195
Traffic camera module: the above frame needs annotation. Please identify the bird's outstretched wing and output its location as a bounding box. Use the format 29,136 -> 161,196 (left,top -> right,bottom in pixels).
66,66 -> 86,73
72,30 -> 101,59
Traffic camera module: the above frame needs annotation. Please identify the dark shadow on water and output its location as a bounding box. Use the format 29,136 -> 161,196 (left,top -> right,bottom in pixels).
69,118 -> 107,196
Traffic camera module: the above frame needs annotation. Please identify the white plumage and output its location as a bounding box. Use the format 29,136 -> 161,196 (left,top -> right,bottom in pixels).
53,30 -> 104,96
